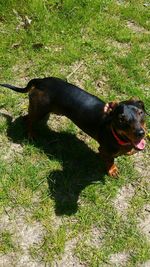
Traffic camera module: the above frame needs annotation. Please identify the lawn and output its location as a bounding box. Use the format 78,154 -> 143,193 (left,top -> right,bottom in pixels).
0,0 -> 150,266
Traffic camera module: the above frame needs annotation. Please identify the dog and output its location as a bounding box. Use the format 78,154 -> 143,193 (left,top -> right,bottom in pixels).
0,77 -> 146,176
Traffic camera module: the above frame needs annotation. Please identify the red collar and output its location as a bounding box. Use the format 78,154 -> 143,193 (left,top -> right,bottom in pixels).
111,128 -> 131,146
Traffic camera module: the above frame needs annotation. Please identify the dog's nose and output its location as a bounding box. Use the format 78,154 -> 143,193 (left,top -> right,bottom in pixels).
135,129 -> 145,138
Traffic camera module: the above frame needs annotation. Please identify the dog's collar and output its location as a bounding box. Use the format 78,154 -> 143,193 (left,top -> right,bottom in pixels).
111,127 -> 131,146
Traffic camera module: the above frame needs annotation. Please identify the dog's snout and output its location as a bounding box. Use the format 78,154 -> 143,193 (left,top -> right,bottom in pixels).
135,128 -> 145,138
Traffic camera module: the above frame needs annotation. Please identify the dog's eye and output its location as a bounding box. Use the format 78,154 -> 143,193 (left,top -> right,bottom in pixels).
118,114 -> 126,123
138,110 -> 144,116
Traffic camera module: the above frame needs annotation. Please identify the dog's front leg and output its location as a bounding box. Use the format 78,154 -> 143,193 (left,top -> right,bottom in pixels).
99,147 -> 118,177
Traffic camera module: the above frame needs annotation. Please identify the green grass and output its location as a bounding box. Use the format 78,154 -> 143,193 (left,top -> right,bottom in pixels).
0,231 -> 17,254
0,0 -> 150,266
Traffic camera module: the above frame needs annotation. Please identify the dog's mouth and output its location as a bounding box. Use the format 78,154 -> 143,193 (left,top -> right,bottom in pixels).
112,128 -> 146,150
132,138 -> 146,150
121,133 -> 146,150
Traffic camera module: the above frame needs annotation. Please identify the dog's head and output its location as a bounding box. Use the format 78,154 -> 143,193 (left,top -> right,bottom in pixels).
105,98 -> 146,150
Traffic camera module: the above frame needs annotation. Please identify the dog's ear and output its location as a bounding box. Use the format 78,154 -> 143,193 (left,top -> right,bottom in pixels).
135,100 -> 145,112
122,98 -> 150,115
104,101 -> 118,114
126,97 -> 145,112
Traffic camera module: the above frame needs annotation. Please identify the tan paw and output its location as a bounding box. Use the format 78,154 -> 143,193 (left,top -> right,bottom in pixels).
108,164 -> 119,177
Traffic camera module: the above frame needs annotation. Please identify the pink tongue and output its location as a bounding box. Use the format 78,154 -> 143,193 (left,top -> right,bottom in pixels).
135,139 -> 146,150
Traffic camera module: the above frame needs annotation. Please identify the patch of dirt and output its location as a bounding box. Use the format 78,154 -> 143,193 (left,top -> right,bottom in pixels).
109,251 -> 129,266
107,39 -> 131,56
138,204 -> 150,242
94,75 -> 110,96
53,238 -> 84,267
0,253 -> 45,267
139,260 -> 150,267
0,253 -> 18,267
113,184 -> 135,217
54,227 -> 104,266
67,61 -> 89,89
133,149 -> 150,179
127,21 -> 149,34
12,61 -> 32,85
52,214 -> 63,231
87,227 -> 105,248
0,208 -> 45,267
116,0 -> 126,5
0,110 -> 23,150
47,114 -> 69,132
1,140 -> 23,164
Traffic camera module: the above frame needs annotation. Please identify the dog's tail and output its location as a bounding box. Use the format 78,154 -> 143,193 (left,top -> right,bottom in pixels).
0,83 -> 30,93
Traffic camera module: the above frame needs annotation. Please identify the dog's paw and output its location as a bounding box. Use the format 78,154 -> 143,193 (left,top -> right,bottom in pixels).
108,164 -> 119,177
126,148 -> 136,155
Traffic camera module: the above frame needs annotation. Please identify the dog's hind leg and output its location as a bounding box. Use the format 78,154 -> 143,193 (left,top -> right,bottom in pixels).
27,89 -> 51,139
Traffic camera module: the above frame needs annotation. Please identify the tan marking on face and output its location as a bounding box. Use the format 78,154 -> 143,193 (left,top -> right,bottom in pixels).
116,121 -> 146,143
116,129 -> 134,143
142,122 -> 146,130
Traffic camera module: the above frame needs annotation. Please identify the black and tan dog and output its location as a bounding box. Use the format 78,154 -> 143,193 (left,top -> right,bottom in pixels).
0,77 -> 146,176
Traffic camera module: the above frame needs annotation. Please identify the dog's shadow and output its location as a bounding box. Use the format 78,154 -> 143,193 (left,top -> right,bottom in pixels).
2,113 -> 106,215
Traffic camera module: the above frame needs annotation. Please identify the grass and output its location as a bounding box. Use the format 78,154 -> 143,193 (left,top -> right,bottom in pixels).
0,0 -> 150,266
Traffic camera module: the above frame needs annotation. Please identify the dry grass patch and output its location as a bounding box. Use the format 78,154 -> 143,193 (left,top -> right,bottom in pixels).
0,207 -> 45,267
139,260 -> 150,267
53,238 -> 83,267
107,39 -> 131,56
133,147 -> 150,179
113,183 -> 135,217
138,204 -> 150,242
68,60 -> 90,89
87,227 -> 105,249
109,251 -> 129,266
126,21 -> 150,34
